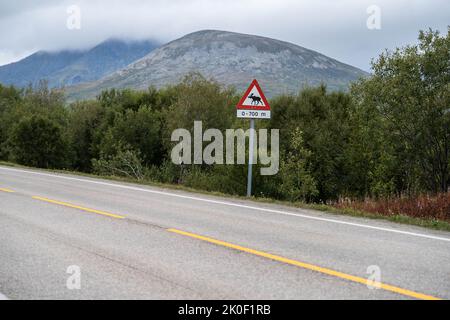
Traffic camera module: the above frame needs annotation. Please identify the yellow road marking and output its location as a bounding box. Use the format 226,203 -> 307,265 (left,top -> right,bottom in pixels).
32,196 -> 125,219
167,228 -> 441,300
24,193 -> 442,300
0,188 -> 14,193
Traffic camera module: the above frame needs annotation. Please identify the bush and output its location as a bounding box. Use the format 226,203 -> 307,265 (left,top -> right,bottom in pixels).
278,128 -> 318,202
145,160 -> 181,184
66,100 -> 104,172
92,144 -> 144,180
108,105 -> 163,166
334,193 -> 450,221
9,115 -> 69,168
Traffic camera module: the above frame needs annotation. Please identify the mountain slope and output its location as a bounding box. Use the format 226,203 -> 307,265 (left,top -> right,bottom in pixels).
67,30 -> 368,99
0,39 -> 159,88
0,50 -> 84,87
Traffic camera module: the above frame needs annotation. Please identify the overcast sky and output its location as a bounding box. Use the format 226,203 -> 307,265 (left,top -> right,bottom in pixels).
0,0 -> 448,71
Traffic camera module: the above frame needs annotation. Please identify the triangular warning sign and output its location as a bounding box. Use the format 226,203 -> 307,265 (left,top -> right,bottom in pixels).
237,79 -> 271,111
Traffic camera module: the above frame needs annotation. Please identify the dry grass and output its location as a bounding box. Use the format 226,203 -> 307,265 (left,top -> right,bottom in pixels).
334,193 -> 450,222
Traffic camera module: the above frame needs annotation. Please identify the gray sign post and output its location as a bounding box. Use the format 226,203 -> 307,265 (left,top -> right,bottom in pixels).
247,118 -> 255,197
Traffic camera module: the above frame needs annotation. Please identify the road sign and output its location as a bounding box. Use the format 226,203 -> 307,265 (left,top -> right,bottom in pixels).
236,79 -> 272,197
236,79 -> 271,119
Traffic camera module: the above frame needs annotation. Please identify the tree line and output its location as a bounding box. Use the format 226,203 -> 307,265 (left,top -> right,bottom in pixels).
0,28 -> 448,204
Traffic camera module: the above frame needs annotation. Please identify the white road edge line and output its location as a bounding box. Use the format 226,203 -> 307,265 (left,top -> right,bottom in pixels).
1,166 -> 450,243
0,292 -> 9,300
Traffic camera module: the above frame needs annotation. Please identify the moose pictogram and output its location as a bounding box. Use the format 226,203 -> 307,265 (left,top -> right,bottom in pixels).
236,79 -> 271,119
248,93 -> 263,106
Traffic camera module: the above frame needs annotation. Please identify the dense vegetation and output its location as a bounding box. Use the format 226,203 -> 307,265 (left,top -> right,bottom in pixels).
0,29 -> 448,219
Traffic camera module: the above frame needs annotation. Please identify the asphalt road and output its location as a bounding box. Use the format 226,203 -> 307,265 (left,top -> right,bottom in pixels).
0,165 -> 449,300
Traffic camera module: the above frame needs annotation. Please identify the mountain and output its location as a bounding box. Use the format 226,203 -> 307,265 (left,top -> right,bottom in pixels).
67,30 -> 368,100
0,39 -> 159,88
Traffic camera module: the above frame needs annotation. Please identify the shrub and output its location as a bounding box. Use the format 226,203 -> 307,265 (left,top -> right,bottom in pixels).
92,144 -> 144,180
9,115 -> 69,168
278,128 -> 318,202
334,193 -> 450,221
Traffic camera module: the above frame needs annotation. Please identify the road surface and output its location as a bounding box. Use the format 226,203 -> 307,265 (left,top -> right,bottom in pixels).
0,165 -> 449,300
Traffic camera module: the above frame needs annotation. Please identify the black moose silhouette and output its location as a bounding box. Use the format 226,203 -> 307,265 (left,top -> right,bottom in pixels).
248,93 -> 263,105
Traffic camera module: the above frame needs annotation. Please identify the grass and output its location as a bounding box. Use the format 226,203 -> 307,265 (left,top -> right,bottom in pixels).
1,160 -> 449,232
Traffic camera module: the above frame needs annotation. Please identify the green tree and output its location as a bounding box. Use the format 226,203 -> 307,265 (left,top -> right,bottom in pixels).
22,80 -> 68,125
107,105 -> 163,166
161,73 -> 238,183
66,100 -> 104,171
0,84 -> 22,159
163,73 -> 237,150
9,115 -> 69,168
269,86 -> 353,201
352,28 -> 450,193
279,128 -> 318,202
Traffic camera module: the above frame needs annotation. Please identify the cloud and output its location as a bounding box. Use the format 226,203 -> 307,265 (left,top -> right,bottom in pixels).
0,0 -> 448,70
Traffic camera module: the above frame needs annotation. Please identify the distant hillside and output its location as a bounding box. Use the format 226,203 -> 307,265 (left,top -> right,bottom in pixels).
0,39 -> 159,88
66,30 -> 368,100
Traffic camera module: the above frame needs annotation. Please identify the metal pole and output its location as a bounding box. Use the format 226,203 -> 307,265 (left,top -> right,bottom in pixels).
247,118 -> 255,197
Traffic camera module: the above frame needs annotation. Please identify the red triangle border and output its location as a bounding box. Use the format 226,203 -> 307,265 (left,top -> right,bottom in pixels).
236,79 -> 271,110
